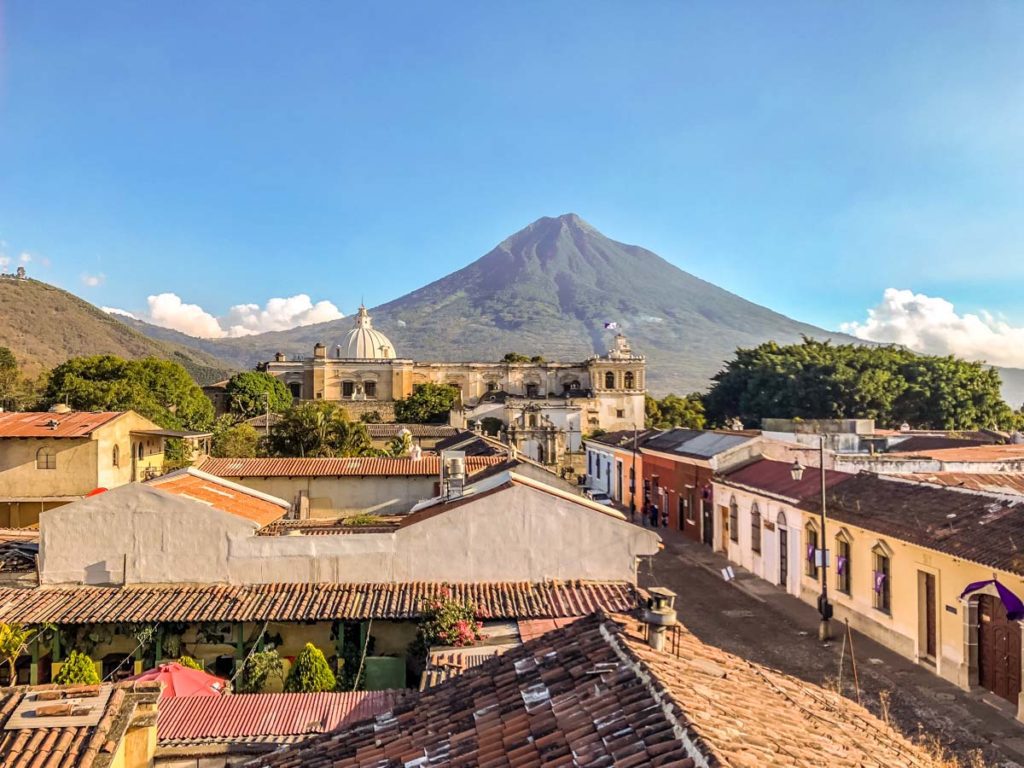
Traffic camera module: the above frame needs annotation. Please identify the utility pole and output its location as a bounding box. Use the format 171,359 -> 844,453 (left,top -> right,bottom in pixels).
791,434 -> 833,642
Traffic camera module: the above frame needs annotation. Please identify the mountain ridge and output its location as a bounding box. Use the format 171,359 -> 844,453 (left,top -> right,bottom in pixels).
132,213 -> 863,394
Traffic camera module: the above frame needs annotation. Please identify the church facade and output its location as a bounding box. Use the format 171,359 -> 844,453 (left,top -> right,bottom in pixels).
262,307 -> 646,468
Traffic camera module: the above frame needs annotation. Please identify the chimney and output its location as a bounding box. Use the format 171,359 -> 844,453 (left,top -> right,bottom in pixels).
275,352 -> 286,363
644,587 -> 678,651
313,343 -> 326,360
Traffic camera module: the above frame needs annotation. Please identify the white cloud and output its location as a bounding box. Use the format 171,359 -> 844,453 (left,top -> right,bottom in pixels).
220,295 -> 344,337
842,288 -> 1024,368
0,256 -> 9,270
101,306 -> 137,319
129,293 -> 345,339
81,272 -> 105,287
18,252 -> 31,264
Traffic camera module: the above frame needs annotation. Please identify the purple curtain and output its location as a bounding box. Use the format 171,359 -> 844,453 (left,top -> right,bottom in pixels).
837,555 -> 847,575
960,579 -> 1024,621
806,544 -> 815,562
873,570 -> 886,594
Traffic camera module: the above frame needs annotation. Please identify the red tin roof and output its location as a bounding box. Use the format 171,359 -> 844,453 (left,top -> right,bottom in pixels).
147,468 -> 289,527
157,691 -> 400,744
719,458 -> 854,502
0,411 -> 124,438
198,455 -> 504,478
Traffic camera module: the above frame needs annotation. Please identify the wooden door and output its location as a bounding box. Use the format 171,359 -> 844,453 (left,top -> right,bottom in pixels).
779,529 -> 788,588
979,594 -> 1022,704
719,506 -> 728,551
701,501 -> 713,547
923,573 -> 936,659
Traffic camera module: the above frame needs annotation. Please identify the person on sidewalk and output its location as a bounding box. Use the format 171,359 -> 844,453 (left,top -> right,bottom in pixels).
650,503 -> 660,529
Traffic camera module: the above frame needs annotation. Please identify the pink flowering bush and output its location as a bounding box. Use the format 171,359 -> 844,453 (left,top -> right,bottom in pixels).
419,593 -> 483,648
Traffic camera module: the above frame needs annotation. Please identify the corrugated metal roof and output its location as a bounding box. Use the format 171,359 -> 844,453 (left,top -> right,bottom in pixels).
719,459 -> 854,502
886,444 -> 1024,462
364,424 -> 460,439
148,469 -> 289,527
0,580 -> 639,625
643,428 -> 755,459
199,455 -> 504,478
158,691 -> 400,743
0,411 -> 124,438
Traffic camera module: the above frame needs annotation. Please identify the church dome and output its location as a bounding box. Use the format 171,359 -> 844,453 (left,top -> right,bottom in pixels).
340,306 -> 397,359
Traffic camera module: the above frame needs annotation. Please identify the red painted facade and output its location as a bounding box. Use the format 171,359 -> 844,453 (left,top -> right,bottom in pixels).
640,451 -> 716,545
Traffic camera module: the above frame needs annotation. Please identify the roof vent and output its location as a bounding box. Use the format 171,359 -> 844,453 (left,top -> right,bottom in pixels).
643,587 -> 678,652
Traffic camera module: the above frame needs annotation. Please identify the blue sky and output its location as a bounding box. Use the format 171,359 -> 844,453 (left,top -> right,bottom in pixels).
1,3 -> 1022,358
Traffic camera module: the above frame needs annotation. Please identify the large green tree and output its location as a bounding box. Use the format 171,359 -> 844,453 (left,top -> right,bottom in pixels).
394,382 -> 460,423
225,371 -> 292,417
267,401 -> 373,457
0,348 -> 21,411
704,338 -> 1013,430
211,417 -> 261,458
42,355 -> 214,430
646,393 -> 705,429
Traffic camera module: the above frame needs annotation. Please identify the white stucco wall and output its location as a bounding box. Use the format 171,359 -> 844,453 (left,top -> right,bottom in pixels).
39,484 -> 257,585
713,482 -> 802,597
217,475 -> 439,517
40,478 -> 661,586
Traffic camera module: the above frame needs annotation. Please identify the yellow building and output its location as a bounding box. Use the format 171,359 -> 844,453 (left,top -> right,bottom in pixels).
0,408 -> 168,527
257,306 -> 646,467
716,459 -> 1024,719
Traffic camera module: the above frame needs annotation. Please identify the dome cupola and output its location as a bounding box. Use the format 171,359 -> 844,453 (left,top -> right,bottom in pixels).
340,306 -> 397,359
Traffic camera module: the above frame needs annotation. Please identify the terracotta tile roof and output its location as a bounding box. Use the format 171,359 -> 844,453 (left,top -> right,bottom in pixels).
147,468 -> 290,527
902,471 -> 1024,496
0,682 -> 162,768
887,435 -> 993,453
0,581 -> 638,625
0,528 -> 38,544
886,443 -> 1024,462
198,455 -> 504,478
516,617 -> 579,643
420,645 -> 516,690
256,517 -> 404,536
364,424 -> 460,439
719,458 -> 855,502
247,613 -> 943,767
820,474 -> 1024,576
157,691 -> 400,745
0,411 -> 124,438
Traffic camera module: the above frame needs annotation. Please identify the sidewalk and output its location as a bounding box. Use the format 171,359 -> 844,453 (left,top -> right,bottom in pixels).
639,523 -> 1024,767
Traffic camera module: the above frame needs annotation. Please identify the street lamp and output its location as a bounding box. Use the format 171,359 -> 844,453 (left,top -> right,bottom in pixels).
790,436 -> 833,642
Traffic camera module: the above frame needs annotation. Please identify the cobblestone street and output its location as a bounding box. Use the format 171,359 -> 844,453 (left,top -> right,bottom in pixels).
639,524 -> 1024,767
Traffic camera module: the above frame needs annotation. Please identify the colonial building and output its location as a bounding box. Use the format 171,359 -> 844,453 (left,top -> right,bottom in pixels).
0,409 -> 171,527
582,428 -> 658,511
260,306 -> 646,468
716,458 -> 1024,719
638,428 -> 761,543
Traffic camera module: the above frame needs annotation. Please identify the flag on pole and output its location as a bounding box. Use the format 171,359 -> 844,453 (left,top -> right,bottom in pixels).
604,321 -> 619,330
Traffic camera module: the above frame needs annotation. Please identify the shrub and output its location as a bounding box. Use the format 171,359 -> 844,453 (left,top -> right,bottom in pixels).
175,655 -> 202,670
54,651 -> 100,685
237,649 -> 284,694
419,593 -> 483,648
284,644 -> 336,693
344,513 -> 383,527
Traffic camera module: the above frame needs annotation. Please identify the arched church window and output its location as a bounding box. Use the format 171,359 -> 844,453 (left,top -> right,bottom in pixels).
112,444 -> 120,468
364,381 -> 377,399
604,371 -> 615,389
624,371 -> 635,389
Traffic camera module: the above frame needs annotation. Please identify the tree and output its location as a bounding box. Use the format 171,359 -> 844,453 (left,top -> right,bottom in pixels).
211,417 -> 260,458
284,643 -> 336,693
225,371 -> 292,418
417,594 -> 483,648
54,650 -> 100,685
0,622 -> 37,686
394,382 -> 460,423
501,352 -> 531,363
0,348 -> 19,411
703,338 -> 1013,430
237,649 -> 284,693
267,402 -> 372,457
42,355 -> 214,430
646,393 -> 705,429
